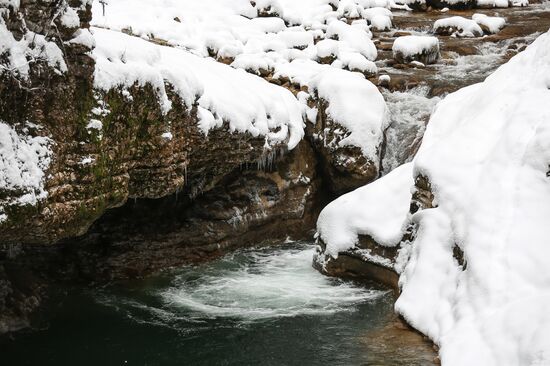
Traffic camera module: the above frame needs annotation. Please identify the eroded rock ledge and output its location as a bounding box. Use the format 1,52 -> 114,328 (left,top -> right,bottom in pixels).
0,0 -> 377,332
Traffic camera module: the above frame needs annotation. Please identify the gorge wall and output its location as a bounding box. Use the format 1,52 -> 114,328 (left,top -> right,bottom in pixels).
0,0 -> 382,332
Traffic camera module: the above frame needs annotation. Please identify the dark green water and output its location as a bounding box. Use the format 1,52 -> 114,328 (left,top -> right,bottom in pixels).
1,243 -> 402,366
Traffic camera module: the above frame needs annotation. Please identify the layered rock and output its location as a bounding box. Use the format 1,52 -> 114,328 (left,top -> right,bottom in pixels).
0,0 -> 307,245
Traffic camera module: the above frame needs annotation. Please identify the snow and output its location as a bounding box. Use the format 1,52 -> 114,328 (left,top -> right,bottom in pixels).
59,6 -> 80,28
396,29 -> 550,366
434,16 -> 484,37
472,13 -> 506,34
86,119 -> 103,130
317,162 -> 413,257
90,0 -> 391,157
0,122 -> 52,222
67,29 -> 96,49
360,7 -> 393,31
378,74 -> 391,83
92,27 -> 305,149
325,20 -> 377,61
89,0 -> 383,75
0,20 -> 67,79
309,68 -> 388,160
511,0 -> 529,6
392,35 -> 439,58
476,0 -> 510,7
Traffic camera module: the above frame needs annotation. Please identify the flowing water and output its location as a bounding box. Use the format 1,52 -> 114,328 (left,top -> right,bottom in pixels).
0,242 -> 428,366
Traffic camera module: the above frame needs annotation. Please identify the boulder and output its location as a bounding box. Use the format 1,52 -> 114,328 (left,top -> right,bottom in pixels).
392,35 -> 440,64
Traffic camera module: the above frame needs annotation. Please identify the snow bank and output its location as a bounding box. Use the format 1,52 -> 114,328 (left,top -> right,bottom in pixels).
434,16 -> 483,37
0,122 -> 52,222
392,35 -> 439,64
472,13 -> 506,34
92,27 -> 305,149
397,30 -> 550,365
317,162 -> 413,258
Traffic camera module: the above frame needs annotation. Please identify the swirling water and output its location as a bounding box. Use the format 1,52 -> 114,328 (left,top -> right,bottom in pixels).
1,242 -> 408,366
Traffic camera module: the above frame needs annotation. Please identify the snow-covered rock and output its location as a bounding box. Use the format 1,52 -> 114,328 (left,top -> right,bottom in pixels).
477,0 -> 528,7
315,26 -> 550,366
317,162 -> 413,258
0,122 -> 52,222
476,0 -> 510,7
434,16 -> 484,37
309,68 -> 388,161
396,28 -> 550,366
472,13 -> 506,34
92,27 -> 305,149
360,7 -> 393,31
90,0 -> 380,74
274,58 -> 388,193
392,35 -> 440,64
0,19 -> 67,79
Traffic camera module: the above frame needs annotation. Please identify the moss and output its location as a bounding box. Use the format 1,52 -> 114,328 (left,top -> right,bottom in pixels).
0,202 -> 42,230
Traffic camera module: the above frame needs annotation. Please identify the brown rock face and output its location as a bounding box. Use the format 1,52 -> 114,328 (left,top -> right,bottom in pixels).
0,1 -> 294,245
56,140 -> 322,280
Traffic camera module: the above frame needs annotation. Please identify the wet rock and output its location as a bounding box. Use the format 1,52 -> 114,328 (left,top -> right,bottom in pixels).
362,316 -> 440,365
442,41 -> 478,56
393,31 -> 412,37
314,234 -> 400,290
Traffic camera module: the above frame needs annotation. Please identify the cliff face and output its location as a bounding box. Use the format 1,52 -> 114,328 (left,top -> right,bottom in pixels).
0,0 -> 94,242
0,0 -> 352,332
0,1 -> 297,245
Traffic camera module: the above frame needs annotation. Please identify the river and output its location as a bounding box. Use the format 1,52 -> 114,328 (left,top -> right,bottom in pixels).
0,242 -> 433,365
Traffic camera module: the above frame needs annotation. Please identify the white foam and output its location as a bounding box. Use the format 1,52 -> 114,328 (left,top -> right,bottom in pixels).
162,245 -> 384,320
